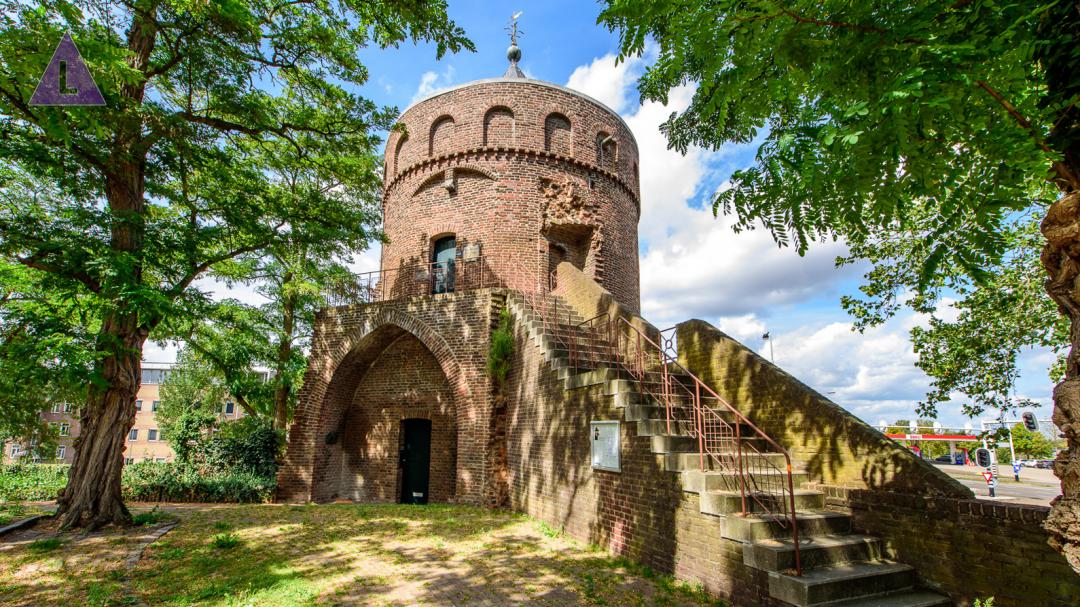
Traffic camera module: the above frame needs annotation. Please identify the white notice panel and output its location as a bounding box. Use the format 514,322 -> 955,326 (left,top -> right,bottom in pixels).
590,420 -> 621,472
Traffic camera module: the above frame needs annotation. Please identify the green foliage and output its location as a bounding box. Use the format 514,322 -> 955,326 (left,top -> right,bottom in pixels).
1010,423 -> 1057,459
121,462 -> 275,503
202,416 -> 284,478
0,0 -> 472,512
158,356 -> 228,463
488,308 -> 514,385
975,598 -> 995,607
0,463 -> 68,500
28,538 -> 62,552
210,531 -> 242,549
0,463 -> 273,503
132,506 -> 167,526
599,0 -> 1079,420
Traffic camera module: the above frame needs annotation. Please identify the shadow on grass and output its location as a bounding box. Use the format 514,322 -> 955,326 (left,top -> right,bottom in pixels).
125,503 -> 716,607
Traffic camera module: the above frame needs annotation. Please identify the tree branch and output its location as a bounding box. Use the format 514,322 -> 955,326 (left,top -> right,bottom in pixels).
975,80 -> 1080,189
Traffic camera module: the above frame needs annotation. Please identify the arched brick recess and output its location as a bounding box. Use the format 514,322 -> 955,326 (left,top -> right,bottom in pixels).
278,306 -> 477,503
544,112 -> 572,156
483,106 -> 515,147
429,115 -> 456,156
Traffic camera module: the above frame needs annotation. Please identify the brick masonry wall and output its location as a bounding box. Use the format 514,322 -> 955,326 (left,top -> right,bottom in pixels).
277,290 -> 498,505
381,78 -> 641,313
675,319 -> 970,496
339,335 -> 456,503
814,485 -> 1080,607
503,306 -> 790,607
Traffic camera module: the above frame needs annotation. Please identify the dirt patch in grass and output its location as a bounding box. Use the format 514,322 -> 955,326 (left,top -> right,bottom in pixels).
0,505 -> 175,606
123,503 -> 725,607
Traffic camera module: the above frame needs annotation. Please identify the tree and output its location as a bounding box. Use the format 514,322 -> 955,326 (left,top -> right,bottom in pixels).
1012,423 -> 1057,460
174,136 -> 381,430
156,355 -> 226,465
599,0 -> 1080,568
0,1 -> 471,529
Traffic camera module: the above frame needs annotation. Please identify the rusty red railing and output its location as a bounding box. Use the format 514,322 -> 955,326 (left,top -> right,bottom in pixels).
607,317 -> 802,575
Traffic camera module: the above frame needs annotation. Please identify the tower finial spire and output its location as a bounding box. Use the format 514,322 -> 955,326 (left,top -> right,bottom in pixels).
503,12 -> 525,78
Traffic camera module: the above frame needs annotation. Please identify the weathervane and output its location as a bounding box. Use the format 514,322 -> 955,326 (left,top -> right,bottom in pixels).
506,12 -> 524,46
503,11 -> 526,78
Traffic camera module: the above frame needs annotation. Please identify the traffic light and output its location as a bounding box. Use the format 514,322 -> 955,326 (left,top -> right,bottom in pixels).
1022,411 -> 1039,432
975,448 -> 992,468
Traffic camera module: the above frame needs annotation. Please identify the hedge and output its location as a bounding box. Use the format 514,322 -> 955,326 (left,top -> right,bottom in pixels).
0,462 -> 275,503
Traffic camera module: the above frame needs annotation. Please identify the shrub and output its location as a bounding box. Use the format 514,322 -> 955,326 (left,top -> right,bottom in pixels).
202,417 -> 283,478
488,308 -> 514,384
0,464 -> 68,501
210,531 -> 241,549
122,462 -> 275,503
1,461 -> 275,504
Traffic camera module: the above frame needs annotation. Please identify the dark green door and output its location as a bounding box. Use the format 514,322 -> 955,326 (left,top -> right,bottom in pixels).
399,419 -> 431,505
431,236 -> 456,294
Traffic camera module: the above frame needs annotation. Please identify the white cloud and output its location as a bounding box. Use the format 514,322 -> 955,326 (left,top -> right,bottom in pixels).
564,52 -> 936,427
411,65 -> 456,104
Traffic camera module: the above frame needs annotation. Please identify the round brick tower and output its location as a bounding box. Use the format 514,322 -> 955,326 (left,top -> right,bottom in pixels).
380,45 -> 641,312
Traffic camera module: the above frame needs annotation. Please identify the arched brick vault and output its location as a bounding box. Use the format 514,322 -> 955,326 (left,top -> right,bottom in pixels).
278,307 -> 477,503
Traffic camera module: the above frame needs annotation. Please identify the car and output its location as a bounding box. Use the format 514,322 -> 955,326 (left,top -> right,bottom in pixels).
932,454 -> 954,464
1035,460 -> 1055,469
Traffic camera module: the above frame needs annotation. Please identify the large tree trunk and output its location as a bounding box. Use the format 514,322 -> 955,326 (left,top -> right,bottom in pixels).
53,6 -> 159,530
1043,189 -> 1080,571
56,314 -> 147,530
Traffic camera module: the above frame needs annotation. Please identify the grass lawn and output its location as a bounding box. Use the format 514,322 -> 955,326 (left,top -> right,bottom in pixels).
0,503 -> 726,607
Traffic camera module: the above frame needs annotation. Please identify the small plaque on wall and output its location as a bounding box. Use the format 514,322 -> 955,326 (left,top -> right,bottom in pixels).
590,420 -> 621,472
462,243 -> 481,260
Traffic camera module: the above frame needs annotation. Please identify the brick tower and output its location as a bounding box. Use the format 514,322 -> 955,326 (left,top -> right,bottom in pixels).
277,41 -> 641,505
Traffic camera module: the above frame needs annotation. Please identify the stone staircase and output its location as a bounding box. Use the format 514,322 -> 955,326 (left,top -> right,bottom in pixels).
506,292 -> 953,607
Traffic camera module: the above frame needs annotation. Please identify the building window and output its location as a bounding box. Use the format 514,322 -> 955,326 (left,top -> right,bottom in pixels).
59,423 -> 70,437
152,400 -> 159,412
51,403 -> 61,413
10,444 -> 21,457
128,429 -> 138,441
56,446 -> 66,460
431,235 -> 456,295
224,401 -> 235,415
154,457 -> 166,463
148,429 -> 158,442
63,403 -> 73,413
124,457 -> 134,465
135,399 -> 142,411
140,369 -> 170,385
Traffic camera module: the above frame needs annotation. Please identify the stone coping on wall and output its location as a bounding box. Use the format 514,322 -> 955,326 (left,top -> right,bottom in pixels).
807,482 -> 1052,524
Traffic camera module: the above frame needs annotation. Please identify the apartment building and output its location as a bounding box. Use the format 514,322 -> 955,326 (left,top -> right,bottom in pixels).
3,361 -> 249,465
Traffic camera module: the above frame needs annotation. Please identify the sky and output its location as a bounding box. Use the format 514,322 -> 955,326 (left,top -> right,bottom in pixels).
144,0 -> 1055,430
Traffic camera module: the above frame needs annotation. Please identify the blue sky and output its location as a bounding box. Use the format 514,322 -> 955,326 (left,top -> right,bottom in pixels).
153,1 -> 1055,430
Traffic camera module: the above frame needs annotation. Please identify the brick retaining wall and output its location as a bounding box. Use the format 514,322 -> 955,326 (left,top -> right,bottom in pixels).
814,485 -> 1080,606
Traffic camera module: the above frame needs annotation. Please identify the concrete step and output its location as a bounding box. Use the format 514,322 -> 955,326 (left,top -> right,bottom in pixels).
826,589 -> 952,607
722,510 -> 851,542
663,447 -> 782,471
559,366 -> 617,382
700,489 -> 826,516
650,434 -> 697,454
744,534 -> 882,572
636,419 -> 695,437
681,469 -> 809,494
562,367 -> 618,388
767,562 -> 916,607
665,450 -> 787,472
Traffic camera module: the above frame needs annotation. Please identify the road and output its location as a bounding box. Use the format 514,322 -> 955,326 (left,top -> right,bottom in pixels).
932,463 -> 1061,506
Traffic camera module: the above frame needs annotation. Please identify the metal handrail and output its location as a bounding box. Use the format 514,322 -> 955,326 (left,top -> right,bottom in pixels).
611,317 -> 802,576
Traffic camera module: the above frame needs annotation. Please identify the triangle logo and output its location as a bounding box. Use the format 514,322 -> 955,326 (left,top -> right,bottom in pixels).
29,33 -> 105,106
